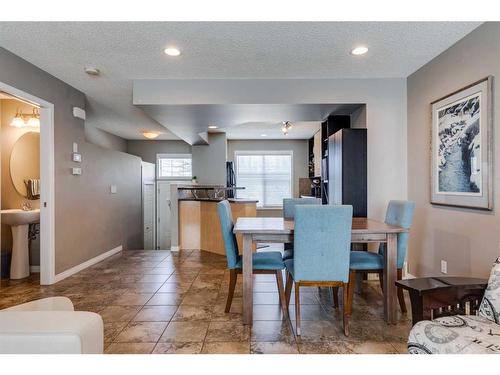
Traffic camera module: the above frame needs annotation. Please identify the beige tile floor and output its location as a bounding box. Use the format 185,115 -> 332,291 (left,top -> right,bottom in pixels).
0,249 -> 412,354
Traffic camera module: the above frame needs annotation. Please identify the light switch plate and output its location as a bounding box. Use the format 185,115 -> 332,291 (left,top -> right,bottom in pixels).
110,185 -> 117,194
72,167 -> 82,175
72,152 -> 82,162
441,260 -> 447,274
73,142 -> 78,153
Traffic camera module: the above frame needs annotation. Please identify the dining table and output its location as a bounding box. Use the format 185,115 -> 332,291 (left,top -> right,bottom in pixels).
233,216 -> 408,326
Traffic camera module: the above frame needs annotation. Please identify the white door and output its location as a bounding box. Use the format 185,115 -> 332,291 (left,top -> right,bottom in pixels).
157,181 -> 172,249
143,182 -> 155,249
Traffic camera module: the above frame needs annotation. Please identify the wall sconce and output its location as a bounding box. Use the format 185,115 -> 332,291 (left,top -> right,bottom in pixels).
10,108 -> 40,128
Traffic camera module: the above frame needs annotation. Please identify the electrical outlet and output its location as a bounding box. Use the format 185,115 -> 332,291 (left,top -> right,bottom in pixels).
72,167 -> 81,176
110,185 -> 117,194
441,260 -> 447,274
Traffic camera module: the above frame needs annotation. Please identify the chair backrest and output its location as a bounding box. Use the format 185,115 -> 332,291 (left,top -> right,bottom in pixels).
378,200 -> 415,269
217,200 -> 240,269
293,205 -> 353,282
283,197 -> 322,220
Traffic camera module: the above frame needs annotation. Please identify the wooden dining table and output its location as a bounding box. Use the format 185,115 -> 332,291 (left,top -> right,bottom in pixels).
233,217 -> 408,326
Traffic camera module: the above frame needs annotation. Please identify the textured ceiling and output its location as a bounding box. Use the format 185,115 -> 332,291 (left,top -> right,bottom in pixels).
0,22 -> 481,140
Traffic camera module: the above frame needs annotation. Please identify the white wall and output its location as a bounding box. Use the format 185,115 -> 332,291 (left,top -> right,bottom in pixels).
134,78 -> 408,220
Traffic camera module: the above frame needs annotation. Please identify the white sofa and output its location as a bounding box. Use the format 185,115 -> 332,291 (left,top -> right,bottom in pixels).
0,296 -> 104,354
408,257 -> 500,354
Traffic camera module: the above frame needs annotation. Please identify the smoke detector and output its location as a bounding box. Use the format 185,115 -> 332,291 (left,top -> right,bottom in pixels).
84,67 -> 100,76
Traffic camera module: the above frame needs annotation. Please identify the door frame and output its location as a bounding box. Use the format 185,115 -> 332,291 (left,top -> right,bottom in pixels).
0,80 -> 56,285
142,181 -> 156,250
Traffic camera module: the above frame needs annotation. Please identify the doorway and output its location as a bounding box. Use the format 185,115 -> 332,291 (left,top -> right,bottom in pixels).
0,81 -> 55,285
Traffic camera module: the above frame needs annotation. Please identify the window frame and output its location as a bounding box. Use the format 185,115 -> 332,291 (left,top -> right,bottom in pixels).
156,153 -> 193,180
234,150 -> 294,209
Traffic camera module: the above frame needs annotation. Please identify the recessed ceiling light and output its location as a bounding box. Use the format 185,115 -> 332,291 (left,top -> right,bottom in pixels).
351,46 -> 368,56
261,134 -> 267,137
164,47 -> 181,56
142,131 -> 160,139
208,125 -> 218,129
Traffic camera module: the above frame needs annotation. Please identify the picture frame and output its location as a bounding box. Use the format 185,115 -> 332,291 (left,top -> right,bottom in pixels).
430,76 -> 494,210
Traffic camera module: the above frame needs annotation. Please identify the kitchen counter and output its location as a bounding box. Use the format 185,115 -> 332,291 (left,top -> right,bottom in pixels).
179,199 -> 257,255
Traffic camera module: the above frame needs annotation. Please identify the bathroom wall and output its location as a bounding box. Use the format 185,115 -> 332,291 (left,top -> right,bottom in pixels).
1,99 -> 41,266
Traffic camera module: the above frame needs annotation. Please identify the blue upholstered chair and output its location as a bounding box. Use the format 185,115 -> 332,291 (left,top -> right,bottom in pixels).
349,200 -> 415,313
284,205 -> 354,336
282,198 -> 322,260
217,200 -> 288,316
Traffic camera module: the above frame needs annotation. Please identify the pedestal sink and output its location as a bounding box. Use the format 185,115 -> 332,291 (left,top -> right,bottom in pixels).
1,209 -> 40,279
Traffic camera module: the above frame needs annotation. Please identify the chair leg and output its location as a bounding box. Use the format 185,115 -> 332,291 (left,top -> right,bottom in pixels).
397,268 -> 407,314
275,270 -> 288,319
378,271 -> 384,291
225,269 -> 237,313
347,270 -> 356,315
331,287 -> 339,308
285,271 -> 293,306
342,283 -> 350,336
294,282 -> 301,336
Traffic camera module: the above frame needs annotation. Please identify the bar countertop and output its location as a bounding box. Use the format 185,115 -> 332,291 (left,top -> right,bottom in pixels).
178,198 -> 258,204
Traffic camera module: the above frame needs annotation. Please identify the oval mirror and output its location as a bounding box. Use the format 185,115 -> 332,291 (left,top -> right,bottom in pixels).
10,131 -> 40,199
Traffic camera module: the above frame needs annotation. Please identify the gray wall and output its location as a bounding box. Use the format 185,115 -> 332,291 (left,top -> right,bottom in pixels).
192,133 -> 227,185
127,140 -> 191,164
0,47 -> 143,274
227,139 -> 308,204
407,22 -> 500,278
84,123 -> 127,152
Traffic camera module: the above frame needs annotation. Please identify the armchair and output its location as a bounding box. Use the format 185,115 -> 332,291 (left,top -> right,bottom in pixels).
0,296 -> 104,354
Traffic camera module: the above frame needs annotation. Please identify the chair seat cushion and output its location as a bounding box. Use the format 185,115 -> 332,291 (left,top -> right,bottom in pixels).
284,259 -> 294,278
408,315 -> 500,354
235,251 -> 284,270
350,251 -> 383,270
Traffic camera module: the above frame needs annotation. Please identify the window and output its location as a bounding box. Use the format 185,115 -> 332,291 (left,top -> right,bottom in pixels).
235,151 -> 293,208
157,154 -> 192,179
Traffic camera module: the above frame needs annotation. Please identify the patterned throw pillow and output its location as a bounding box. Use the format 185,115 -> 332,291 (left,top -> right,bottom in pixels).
479,257 -> 500,323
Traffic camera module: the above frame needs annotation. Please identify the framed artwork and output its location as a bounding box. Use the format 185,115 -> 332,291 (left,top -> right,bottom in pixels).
431,76 -> 494,210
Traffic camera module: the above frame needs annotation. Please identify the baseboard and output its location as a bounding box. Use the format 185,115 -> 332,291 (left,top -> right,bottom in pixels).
54,245 -> 122,283
30,266 -> 40,273
170,246 -> 180,252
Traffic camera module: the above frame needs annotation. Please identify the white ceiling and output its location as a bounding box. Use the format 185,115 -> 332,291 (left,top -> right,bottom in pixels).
0,22 -> 481,141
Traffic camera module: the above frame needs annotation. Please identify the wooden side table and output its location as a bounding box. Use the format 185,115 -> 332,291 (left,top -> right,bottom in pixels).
396,276 -> 488,325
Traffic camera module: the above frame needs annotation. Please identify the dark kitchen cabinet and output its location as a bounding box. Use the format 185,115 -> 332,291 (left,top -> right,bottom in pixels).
327,128 -> 367,217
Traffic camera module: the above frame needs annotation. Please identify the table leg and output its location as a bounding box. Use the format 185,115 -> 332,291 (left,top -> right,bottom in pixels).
383,233 -> 397,324
242,233 -> 253,325
409,291 -> 424,326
